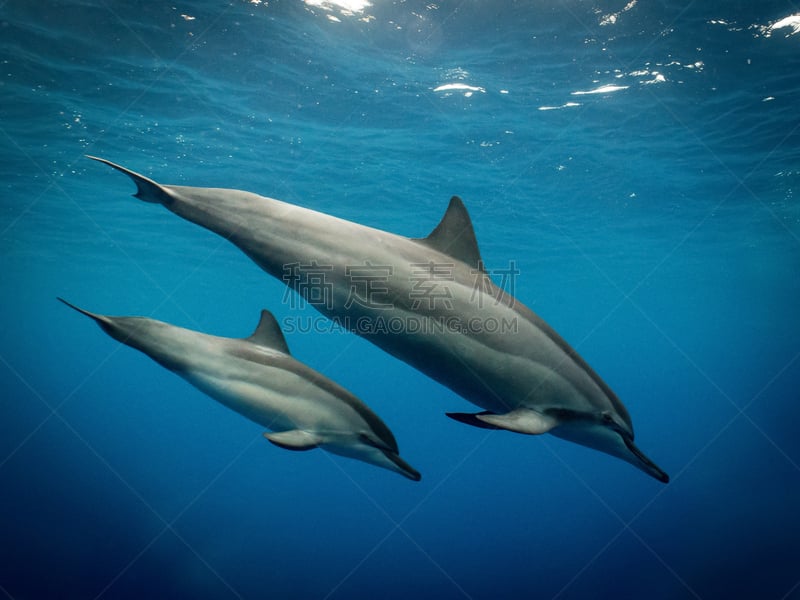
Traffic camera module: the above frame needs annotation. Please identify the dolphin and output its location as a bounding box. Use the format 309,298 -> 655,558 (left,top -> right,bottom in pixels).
58,298 -> 420,481
86,156 -> 668,483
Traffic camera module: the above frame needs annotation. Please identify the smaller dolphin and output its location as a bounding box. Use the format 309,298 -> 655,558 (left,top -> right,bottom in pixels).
59,299 -> 420,481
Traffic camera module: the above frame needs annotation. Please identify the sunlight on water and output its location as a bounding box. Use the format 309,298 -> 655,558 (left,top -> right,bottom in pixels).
538,102 -> 581,111
768,14 -> 800,36
599,0 -> 638,26
304,0 -> 373,21
432,83 -> 486,97
712,12 -> 800,38
571,84 -> 629,96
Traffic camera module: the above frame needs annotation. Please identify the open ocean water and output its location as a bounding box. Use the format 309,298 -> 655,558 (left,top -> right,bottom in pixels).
2,1 -> 800,598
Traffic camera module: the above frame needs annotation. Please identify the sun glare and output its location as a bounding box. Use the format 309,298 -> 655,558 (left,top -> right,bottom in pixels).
304,0 -> 372,16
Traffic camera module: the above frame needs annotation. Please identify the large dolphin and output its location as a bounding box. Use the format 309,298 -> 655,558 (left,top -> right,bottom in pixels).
59,298 -> 420,481
86,156 -> 668,483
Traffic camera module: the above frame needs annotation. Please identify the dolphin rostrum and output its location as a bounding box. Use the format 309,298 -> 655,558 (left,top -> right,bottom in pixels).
59,298 -> 420,481
86,156 -> 668,483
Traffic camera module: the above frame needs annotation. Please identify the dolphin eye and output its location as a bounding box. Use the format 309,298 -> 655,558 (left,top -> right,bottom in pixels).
601,412 -> 613,424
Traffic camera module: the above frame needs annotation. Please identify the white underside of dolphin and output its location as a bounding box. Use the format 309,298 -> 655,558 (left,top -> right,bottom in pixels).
59,298 -> 420,481
86,156 -> 668,483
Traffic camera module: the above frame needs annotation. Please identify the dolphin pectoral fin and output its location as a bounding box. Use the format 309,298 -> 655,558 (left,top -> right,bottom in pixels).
263,430 -> 322,451
87,156 -> 175,205
446,411 -> 503,430
475,408 -> 559,435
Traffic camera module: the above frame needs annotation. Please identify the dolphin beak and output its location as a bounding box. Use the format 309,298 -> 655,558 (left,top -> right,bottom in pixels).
355,434 -> 421,481
382,450 -> 422,481
622,435 -> 669,483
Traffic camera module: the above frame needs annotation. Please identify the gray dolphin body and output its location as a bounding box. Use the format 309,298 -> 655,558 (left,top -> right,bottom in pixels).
60,298 -> 420,481
88,156 -> 668,483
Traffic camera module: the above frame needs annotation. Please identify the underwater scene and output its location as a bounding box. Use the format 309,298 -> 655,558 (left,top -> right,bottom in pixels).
1,1 -> 800,598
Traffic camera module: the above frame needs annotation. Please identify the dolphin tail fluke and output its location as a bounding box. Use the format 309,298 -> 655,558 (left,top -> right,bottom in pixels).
57,297 -> 114,329
86,156 -> 174,205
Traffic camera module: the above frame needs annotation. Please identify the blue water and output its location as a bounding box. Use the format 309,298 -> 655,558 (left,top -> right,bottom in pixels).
2,1 -> 800,598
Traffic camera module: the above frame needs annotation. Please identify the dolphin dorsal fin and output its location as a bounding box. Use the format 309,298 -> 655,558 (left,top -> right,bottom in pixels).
247,310 -> 290,354
416,196 -> 485,272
